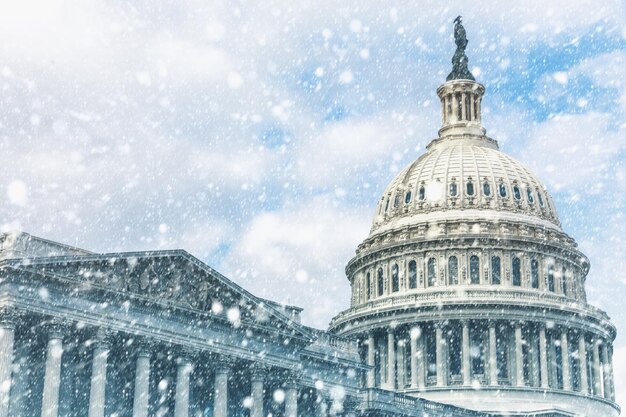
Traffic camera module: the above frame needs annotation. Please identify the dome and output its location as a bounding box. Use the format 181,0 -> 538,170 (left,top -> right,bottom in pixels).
371,136 -> 561,239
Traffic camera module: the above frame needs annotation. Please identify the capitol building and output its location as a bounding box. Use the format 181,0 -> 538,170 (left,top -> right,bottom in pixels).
0,20 -> 619,417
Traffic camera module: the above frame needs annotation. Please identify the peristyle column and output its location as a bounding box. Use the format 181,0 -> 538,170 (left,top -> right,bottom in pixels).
132,343 -> 152,417
435,323 -> 445,387
514,322 -> 524,387
174,352 -> 193,417
284,374 -> 299,417
250,365 -> 266,417
409,327 -> 419,389
88,329 -> 111,417
539,325 -> 549,389
387,329 -> 395,389
367,333 -> 375,388
41,323 -> 65,417
0,308 -> 16,417
488,321 -> 497,386
578,333 -> 589,394
462,320 -> 471,385
213,360 -> 231,417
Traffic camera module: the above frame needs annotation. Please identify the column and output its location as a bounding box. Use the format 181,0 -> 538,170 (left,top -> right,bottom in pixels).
601,341 -> 611,400
488,322 -> 497,386
387,329 -> 395,390
174,353 -> 193,417
435,324 -> 444,387
41,324 -> 65,417
132,344 -> 151,417
396,340 -> 405,388
608,345 -> 616,401
460,92 -> 467,121
0,309 -> 16,417
250,366 -> 265,417
592,339 -> 602,396
284,375 -> 298,417
343,397 -> 359,417
539,326 -> 549,389
578,334 -> 588,394
213,361 -> 230,417
88,329 -> 111,417
514,323 -> 524,387
462,321 -> 471,385
367,333 -> 375,388
560,330 -> 571,391
409,327 -> 418,388
315,393 -> 328,417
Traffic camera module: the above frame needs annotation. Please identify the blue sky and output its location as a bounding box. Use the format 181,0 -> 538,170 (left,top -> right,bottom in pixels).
0,0 -> 625,406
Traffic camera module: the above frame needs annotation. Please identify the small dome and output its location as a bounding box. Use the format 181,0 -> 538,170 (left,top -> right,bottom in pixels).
371,136 -> 560,237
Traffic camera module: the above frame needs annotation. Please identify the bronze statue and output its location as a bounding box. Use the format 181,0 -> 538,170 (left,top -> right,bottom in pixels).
447,16 -> 475,81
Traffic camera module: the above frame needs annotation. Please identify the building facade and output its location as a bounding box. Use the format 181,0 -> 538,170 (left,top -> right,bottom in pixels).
0,20 -> 619,417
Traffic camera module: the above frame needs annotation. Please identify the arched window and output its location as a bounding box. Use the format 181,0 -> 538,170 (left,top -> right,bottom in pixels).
393,194 -> 399,208
537,191 -> 545,207
366,272 -> 371,300
384,197 -> 390,212
466,181 -> 475,196
491,256 -> 501,285
418,186 -> 426,201
450,182 -> 458,197
408,260 -> 417,289
526,187 -> 534,204
470,255 -> 480,284
427,258 -> 436,287
483,181 -> 491,196
392,264 -> 399,292
561,267 -> 567,296
531,259 -> 539,289
512,256 -> 521,286
547,265 -> 555,292
499,182 -> 507,198
513,185 -> 522,200
377,268 -> 384,296
448,256 -> 458,285
405,190 -> 412,204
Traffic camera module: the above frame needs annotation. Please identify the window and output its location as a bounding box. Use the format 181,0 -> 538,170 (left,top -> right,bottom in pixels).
393,194 -> 399,208
491,256 -> 501,285
408,261 -> 417,289
513,184 -> 522,200
448,256 -> 459,285
547,265 -> 555,292
466,181 -> 475,196
470,255 -> 480,284
499,182 -> 507,198
419,186 -> 426,201
405,190 -> 412,204
456,93 -> 463,120
427,258 -> 436,287
471,326 -> 485,375
448,326 -> 462,376
483,181 -> 491,196
531,259 -> 539,289
392,264 -> 399,292
465,94 -> 471,120
537,191 -> 545,207
512,257 -> 521,286
377,268 -> 384,296
561,267 -> 567,296
384,197 -> 390,212
450,182 -> 458,197
526,187 -> 534,204
496,326 -> 509,379
366,272 -> 371,299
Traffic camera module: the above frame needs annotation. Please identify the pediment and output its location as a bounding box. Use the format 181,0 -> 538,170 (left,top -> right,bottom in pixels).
4,250 -> 313,342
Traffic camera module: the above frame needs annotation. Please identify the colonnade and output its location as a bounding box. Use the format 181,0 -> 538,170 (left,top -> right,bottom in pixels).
363,319 -> 615,402
0,311 -> 357,417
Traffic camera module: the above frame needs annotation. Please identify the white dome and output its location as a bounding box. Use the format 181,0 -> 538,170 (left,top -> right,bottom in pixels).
371,136 -> 560,237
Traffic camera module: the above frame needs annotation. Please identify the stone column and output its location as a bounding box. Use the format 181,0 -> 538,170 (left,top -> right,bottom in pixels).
514,323 -> 524,387
601,342 -> 611,400
132,343 -> 151,417
343,397 -> 359,417
88,329 -> 111,417
0,309 -> 16,417
174,352 -> 193,417
578,334 -> 588,394
461,321 -> 471,385
592,339 -> 602,396
387,329 -> 395,389
396,340 -> 405,388
560,330 -> 571,391
41,324 -> 65,417
284,375 -> 298,417
250,366 -> 265,417
315,392 -> 328,417
460,93 -> 467,120
488,322 -> 497,386
435,323 -> 445,387
608,345 -> 616,401
367,333 -> 375,388
410,327 -> 419,389
213,361 -> 231,417
537,326 -> 549,388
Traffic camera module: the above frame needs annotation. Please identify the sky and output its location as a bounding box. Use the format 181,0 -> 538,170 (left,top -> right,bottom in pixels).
0,0 -> 625,408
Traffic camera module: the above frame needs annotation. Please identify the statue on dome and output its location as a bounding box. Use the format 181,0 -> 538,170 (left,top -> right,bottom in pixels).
447,16 -> 476,81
